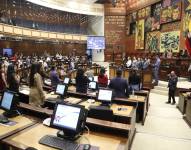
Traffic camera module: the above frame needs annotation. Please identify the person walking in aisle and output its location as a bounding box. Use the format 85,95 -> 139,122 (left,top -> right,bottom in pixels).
166,71 -> 178,105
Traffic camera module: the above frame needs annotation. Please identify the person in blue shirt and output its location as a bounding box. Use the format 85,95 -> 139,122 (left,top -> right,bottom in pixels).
152,54 -> 161,85
50,66 -> 60,90
109,69 -> 129,98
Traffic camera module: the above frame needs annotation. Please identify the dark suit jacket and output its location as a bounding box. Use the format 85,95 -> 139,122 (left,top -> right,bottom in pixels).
109,77 -> 129,98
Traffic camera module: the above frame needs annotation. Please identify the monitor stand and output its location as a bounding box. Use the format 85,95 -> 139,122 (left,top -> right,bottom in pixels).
3,110 -> 20,118
57,130 -> 80,141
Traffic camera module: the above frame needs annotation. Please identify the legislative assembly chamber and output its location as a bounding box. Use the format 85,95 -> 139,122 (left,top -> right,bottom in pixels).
0,0 -> 191,150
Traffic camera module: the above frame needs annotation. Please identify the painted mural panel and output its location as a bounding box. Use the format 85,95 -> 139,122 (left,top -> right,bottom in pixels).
135,19 -> 145,49
160,2 -> 182,24
146,31 -> 160,52
160,31 -> 180,52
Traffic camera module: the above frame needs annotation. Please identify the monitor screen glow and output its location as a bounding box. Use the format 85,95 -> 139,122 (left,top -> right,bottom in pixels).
3,48 -> 13,57
89,82 -> 96,90
56,84 -> 65,95
98,89 -> 112,102
52,104 -> 81,131
64,78 -> 70,84
1,92 -> 14,110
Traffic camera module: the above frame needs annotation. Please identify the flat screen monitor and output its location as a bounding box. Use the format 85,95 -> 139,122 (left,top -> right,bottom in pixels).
0,91 -> 15,111
55,84 -> 67,96
87,36 -> 105,49
88,81 -> 97,90
63,77 -> 70,84
50,103 -> 87,137
97,89 -> 112,103
88,77 -> 94,81
3,48 -> 13,57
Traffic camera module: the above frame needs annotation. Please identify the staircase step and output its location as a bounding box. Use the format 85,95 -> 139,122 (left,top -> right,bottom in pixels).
178,77 -> 188,82
150,89 -> 168,96
154,86 -> 168,91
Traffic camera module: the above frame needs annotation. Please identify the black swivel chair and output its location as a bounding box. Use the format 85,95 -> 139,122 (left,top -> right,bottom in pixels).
88,106 -> 113,121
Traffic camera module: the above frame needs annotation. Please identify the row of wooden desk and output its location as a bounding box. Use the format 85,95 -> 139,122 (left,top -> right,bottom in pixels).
177,90 -> 191,127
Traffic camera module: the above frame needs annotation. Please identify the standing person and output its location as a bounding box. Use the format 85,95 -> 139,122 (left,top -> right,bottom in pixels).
98,67 -> 108,88
75,68 -> 89,93
166,71 -> 178,105
109,69 -> 129,98
7,64 -> 20,92
129,70 -> 141,92
50,66 -> 60,90
0,62 -> 8,92
29,63 -> 45,107
152,54 -> 161,85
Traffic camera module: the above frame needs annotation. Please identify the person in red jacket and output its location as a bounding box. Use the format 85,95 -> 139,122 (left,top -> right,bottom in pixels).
98,67 -> 108,88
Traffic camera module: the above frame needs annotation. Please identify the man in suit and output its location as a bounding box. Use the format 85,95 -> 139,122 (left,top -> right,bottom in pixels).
166,71 -> 178,105
109,69 -> 129,98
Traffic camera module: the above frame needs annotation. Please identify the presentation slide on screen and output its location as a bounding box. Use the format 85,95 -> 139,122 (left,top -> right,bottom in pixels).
87,36 -> 105,49
53,105 -> 80,130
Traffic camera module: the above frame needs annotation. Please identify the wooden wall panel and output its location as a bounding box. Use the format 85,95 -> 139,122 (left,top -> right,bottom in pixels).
0,40 -> 86,56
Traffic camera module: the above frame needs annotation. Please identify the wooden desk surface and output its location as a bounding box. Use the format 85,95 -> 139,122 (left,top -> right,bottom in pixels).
79,101 -> 133,117
0,110 -> 35,140
114,95 -> 146,103
3,124 -> 128,150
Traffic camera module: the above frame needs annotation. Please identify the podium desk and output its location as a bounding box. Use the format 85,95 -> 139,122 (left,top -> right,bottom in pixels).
114,95 -> 147,125
184,98 -> 191,127
177,92 -> 190,114
0,110 -> 36,140
2,123 -> 128,150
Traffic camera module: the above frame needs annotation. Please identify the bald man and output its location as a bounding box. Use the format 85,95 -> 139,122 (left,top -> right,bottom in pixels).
166,71 -> 178,104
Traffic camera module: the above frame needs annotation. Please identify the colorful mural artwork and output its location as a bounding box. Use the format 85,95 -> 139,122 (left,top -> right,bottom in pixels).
185,0 -> 191,12
160,2 -> 182,24
135,19 -> 145,49
137,6 -> 151,20
160,31 -> 180,52
146,31 -> 160,52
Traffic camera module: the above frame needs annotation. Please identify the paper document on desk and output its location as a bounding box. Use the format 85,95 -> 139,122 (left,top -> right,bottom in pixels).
20,89 -> 30,95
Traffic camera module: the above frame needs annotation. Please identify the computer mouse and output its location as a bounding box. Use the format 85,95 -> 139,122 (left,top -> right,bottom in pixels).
42,118 -> 51,126
83,144 -> 91,150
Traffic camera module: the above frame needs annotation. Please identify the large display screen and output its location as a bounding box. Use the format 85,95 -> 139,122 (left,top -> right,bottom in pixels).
52,104 -> 81,130
3,48 -> 13,57
87,36 -> 105,49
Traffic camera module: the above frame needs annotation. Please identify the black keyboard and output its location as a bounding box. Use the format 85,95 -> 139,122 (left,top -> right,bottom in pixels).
39,135 -> 79,150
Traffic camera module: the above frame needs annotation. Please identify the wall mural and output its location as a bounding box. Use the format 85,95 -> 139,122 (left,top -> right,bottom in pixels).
146,31 -> 160,52
160,31 -> 180,52
184,0 -> 191,11
145,3 -> 161,32
137,6 -> 151,20
183,12 -> 191,36
162,0 -> 172,7
160,2 -> 182,24
135,19 -> 145,49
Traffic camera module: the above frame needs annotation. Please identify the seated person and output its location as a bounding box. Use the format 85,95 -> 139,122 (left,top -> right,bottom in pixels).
50,66 -> 60,90
98,67 -> 108,88
76,68 -> 90,93
109,69 -> 129,98
129,70 -> 141,92
143,58 -> 150,70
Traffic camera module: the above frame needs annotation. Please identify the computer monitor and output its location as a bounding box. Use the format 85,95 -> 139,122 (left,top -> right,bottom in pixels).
50,102 -> 87,140
97,89 -> 113,104
88,77 -> 94,81
88,81 -> 97,90
55,84 -> 68,97
63,77 -> 70,84
0,90 -> 18,117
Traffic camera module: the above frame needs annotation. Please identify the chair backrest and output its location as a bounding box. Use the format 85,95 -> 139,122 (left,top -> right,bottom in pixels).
88,106 -> 113,121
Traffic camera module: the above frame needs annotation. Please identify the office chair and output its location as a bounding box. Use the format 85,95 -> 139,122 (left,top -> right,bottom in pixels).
88,106 -> 113,121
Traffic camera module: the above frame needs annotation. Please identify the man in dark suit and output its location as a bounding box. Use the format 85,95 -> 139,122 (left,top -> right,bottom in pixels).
109,69 -> 129,98
166,71 -> 178,105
